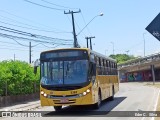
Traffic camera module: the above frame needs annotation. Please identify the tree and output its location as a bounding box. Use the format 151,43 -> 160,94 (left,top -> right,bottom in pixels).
0,60 -> 40,96
109,54 -> 136,64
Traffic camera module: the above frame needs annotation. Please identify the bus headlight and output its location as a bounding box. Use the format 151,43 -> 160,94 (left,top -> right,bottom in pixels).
79,88 -> 91,97
41,91 -> 44,95
83,92 -> 87,96
86,89 -> 90,93
43,93 -> 47,97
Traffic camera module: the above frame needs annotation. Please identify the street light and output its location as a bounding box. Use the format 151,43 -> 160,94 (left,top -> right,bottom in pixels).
110,42 -> 114,55
143,33 -> 146,57
76,13 -> 104,36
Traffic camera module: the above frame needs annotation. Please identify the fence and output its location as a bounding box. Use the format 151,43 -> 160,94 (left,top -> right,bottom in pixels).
0,92 -> 39,107
0,81 -> 40,107
0,81 -> 40,96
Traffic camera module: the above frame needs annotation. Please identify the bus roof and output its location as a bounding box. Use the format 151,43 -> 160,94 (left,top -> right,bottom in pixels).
41,48 -> 116,62
90,50 -> 116,62
40,48 -> 89,54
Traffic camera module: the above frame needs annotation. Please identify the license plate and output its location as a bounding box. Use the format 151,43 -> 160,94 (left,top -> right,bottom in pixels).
60,98 -> 69,103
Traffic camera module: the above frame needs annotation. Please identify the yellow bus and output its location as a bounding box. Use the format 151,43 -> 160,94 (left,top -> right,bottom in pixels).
40,48 -> 119,111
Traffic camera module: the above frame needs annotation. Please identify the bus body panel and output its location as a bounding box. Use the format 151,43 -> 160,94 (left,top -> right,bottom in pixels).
40,48 -> 119,107
40,83 -> 95,106
96,75 -> 118,101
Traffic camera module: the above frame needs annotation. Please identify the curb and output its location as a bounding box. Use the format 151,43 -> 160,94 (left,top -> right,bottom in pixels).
0,103 -> 41,117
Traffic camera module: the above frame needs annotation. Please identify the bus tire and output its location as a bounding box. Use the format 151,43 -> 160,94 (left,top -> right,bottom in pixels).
94,90 -> 101,109
110,86 -> 114,101
54,106 -> 62,111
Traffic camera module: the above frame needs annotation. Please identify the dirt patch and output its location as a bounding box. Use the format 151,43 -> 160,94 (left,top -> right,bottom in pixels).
145,82 -> 160,88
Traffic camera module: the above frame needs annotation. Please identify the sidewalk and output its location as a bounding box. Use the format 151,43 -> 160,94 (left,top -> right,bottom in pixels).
0,100 -> 41,111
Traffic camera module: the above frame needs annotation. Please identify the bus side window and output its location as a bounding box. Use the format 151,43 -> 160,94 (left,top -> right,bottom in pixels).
106,60 -> 108,75
101,59 -> 103,75
110,62 -> 113,75
96,57 -> 99,75
99,57 -> 102,75
114,63 -> 117,75
112,62 -> 114,75
115,63 -> 118,74
115,63 -> 117,69
108,61 -> 111,75
102,59 -> 105,75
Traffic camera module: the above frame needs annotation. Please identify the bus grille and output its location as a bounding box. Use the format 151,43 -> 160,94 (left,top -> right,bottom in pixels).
49,94 -> 79,99
53,99 -> 76,104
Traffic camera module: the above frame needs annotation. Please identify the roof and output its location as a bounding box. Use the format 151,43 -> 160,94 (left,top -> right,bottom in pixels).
41,47 -> 116,62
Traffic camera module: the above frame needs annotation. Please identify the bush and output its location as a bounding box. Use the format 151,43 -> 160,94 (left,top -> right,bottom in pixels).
0,60 -> 40,96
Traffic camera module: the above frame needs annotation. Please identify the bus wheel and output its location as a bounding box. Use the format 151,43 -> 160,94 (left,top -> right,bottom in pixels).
94,90 -> 101,109
110,86 -> 114,101
54,106 -> 62,111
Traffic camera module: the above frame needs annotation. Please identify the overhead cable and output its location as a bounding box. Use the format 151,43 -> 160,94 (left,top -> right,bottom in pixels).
40,0 -> 78,10
0,9 -> 71,33
0,26 -> 73,41
0,20 -> 71,33
23,0 -> 65,11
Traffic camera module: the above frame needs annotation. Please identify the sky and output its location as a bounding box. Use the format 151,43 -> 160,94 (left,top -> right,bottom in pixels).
0,0 -> 160,63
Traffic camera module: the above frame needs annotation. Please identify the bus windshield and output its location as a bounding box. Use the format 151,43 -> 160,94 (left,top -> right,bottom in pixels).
41,60 -> 88,85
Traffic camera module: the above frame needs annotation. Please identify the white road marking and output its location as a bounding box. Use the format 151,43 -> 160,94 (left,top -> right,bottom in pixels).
140,87 -> 159,120
151,89 -> 160,120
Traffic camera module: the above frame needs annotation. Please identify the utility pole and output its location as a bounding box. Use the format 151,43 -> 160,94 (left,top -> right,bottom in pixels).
85,36 -> 95,50
64,10 -> 81,48
85,37 -> 89,48
89,36 -> 95,50
29,42 -> 31,64
151,65 -> 155,85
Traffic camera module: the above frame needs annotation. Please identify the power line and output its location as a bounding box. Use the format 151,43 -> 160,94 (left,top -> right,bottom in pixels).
0,47 -> 29,51
0,44 -> 26,49
13,39 -> 29,47
23,0 -> 65,11
0,20 -> 71,33
40,0 -> 78,10
0,32 -> 73,46
74,19 -> 86,37
0,9 -> 71,33
0,14 -> 49,31
74,20 -> 86,47
80,12 -> 92,36
0,13 -> 71,33
0,26 -> 73,42
0,39 -> 55,48
31,43 -> 53,48
0,40 -> 19,45
0,32 -> 55,44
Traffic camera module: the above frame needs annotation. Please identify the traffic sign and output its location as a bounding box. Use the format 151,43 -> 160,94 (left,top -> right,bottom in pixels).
146,13 -> 160,41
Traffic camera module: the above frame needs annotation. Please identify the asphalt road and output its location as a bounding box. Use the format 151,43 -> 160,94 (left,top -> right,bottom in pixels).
1,82 -> 159,120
